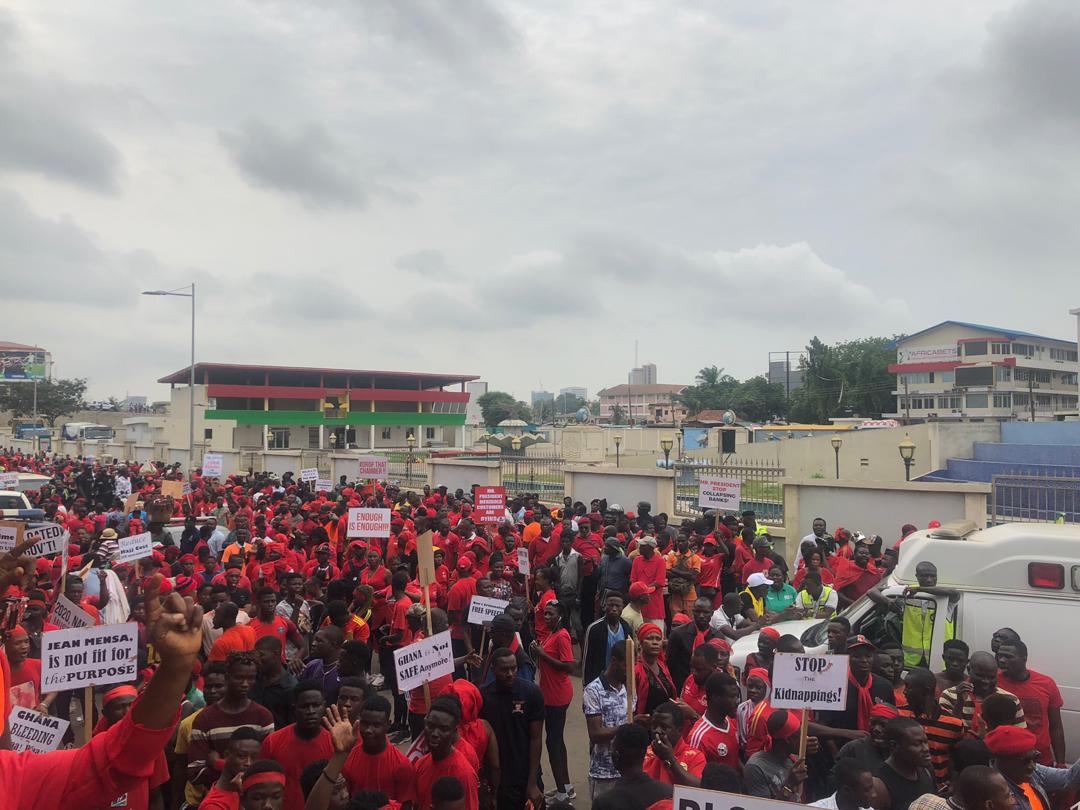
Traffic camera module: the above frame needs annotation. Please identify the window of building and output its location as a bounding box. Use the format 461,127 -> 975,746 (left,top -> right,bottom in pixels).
1015,369 -> 1051,383
901,397 -> 933,410
939,371 -> 955,383
966,394 -> 989,409
1012,342 -> 1035,357
1014,393 -> 1029,407
381,428 -> 392,440
1036,394 -> 1052,408
991,342 -> 1011,355
308,427 -> 320,448
1050,348 -> 1078,361
938,396 -> 961,409
1063,373 -> 1078,387
268,427 -> 289,449
900,372 -> 933,385
204,428 -> 213,440
964,341 -> 988,356
425,427 -> 435,440
995,366 -> 1012,382
993,393 -> 1011,409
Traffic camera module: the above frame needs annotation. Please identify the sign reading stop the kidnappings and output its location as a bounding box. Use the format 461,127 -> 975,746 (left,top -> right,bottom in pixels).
770,651 -> 849,711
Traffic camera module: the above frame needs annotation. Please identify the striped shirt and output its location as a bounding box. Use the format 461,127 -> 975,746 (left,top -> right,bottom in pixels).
188,701 -> 275,786
938,686 -> 1026,735
897,707 -> 965,790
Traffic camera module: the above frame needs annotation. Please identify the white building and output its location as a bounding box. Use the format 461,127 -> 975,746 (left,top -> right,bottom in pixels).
628,363 -> 657,385
559,386 -> 587,400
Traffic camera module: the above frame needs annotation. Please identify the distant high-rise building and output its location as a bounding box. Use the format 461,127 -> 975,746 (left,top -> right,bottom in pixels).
531,390 -> 555,407
768,359 -> 805,396
559,386 -> 587,400
628,363 -> 657,385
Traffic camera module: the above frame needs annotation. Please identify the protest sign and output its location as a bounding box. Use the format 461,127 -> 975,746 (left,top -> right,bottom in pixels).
123,493 -> 140,514
51,593 -> 95,629
347,508 -> 391,538
474,486 -> 506,524
315,478 -> 332,492
300,468 -> 319,482
357,456 -> 389,480
41,622 -> 140,691
201,453 -> 224,477
117,531 -> 153,564
182,481 -> 192,496
0,521 -> 24,553
468,595 -> 509,625
161,480 -> 184,499
516,546 -> 530,575
674,785 -> 794,810
7,707 -> 69,754
771,652 -> 849,711
416,530 -> 436,587
698,476 -> 741,511
394,630 -> 454,692
0,472 -> 19,489
3,522 -> 68,557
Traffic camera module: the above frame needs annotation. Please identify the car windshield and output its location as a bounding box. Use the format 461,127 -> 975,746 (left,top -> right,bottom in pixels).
801,585 -> 906,649
0,495 -> 27,509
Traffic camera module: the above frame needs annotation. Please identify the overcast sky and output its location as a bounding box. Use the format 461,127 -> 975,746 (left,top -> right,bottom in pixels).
3,0 -> 1079,402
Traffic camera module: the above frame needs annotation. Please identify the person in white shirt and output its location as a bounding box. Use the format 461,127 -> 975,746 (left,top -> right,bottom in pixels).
810,759 -> 875,810
114,470 -> 132,500
709,592 -> 759,640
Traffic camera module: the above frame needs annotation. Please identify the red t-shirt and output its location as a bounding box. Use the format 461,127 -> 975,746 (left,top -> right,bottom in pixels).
529,534 -> 560,568
248,615 -> 297,657
539,627 -> 573,707
642,740 -> 707,785
699,554 -> 723,589
631,554 -> 667,621
92,720 -> 171,810
687,714 -> 741,770
999,669 -> 1063,765
415,749 -> 479,810
343,741 -> 416,801
390,596 -> 414,648
739,557 -> 774,586
533,589 -> 556,644
8,659 -> 41,708
261,725 -> 335,810
680,675 -> 707,717
446,579 -> 477,641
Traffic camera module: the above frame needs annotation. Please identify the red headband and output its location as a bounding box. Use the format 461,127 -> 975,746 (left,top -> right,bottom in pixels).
103,685 -> 138,705
637,623 -> 663,642
708,637 -> 732,653
760,626 -> 781,641
243,771 -> 287,791
771,709 -> 802,741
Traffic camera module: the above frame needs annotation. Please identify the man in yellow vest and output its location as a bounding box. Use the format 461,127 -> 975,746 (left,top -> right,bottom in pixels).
795,571 -> 838,619
870,560 -> 957,668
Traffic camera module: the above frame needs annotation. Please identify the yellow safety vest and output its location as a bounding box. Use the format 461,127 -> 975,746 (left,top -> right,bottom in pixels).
741,587 -> 764,617
798,586 -> 836,619
902,598 -> 955,667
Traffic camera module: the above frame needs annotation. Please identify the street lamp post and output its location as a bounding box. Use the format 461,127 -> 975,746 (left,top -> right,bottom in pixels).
661,436 -> 673,468
613,434 -> 622,468
407,434 -> 416,484
511,436 -> 522,490
142,283 -> 196,469
898,435 -> 916,481
675,428 -> 684,462
831,434 -> 843,480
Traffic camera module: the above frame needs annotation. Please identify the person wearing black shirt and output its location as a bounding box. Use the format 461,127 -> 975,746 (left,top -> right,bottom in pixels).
873,717 -> 935,810
480,647 -> 545,810
666,597 -> 718,692
593,723 -> 673,810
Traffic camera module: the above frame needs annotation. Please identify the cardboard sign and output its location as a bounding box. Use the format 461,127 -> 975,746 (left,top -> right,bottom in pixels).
41,622 -> 140,691
474,486 -> 506,524
161,480 -> 184,499
516,546 -> 530,575
0,472 -> 19,490
771,652 -> 850,711
315,478 -> 333,492
7,707 -> 69,753
416,529 -> 436,587
123,493 -> 140,514
698,476 -> 741,511
300,468 -> 319,482
357,456 -> 389,480
201,453 -> 224,477
467,595 -> 509,625
51,593 -> 95,629
347,508 -> 391,538
117,531 -> 153,564
674,785 -> 795,810
5,523 -> 68,557
0,521 -> 24,553
394,630 -> 454,692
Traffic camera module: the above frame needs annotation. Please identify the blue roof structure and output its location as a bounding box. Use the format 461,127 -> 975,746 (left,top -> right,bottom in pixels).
899,320 -> 1074,346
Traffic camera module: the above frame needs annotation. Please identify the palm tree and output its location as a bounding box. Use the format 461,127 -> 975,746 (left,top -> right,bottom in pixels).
610,404 -> 627,424
696,366 -> 724,386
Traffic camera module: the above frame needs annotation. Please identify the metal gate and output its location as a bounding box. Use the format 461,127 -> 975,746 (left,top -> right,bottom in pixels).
989,474 -> 1080,524
674,459 -> 785,524
500,454 -> 565,501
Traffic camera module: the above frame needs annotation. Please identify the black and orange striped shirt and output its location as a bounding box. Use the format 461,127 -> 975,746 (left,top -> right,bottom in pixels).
898,706 -> 966,790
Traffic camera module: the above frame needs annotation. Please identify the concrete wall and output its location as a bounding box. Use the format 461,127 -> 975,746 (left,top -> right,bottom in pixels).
564,465 -> 676,516
782,478 -> 990,561
428,459 -> 502,492
1002,422 -> 1080,445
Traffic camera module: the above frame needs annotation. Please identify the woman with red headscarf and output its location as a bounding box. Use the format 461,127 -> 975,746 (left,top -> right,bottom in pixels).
634,623 -> 676,718
737,668 -> 773,758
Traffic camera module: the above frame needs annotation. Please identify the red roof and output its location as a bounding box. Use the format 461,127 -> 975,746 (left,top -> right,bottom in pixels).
888,361 -> 963,373
0,342 -> 47,351
158,362 -> 478,386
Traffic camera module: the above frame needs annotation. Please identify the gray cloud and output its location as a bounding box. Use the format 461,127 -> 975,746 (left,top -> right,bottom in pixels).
395,249 -> 449,276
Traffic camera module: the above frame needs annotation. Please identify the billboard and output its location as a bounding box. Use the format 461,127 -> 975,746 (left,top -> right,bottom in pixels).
0,349 -> 48,382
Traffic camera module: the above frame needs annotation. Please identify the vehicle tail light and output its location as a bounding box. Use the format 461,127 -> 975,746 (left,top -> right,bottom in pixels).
1028,562 -> 1064,590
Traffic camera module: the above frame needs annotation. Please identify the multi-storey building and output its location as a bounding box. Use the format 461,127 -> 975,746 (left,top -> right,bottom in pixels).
597,383 -> 687,424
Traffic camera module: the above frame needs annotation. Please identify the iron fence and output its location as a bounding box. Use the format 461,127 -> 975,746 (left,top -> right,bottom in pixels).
989,473 -> 1080,524
386,451 -> 429,489
673,458 -> 785,524
500,453 -> 565,501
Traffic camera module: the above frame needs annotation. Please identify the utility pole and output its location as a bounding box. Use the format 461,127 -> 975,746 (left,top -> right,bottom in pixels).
903,378 -> 910,425
1029,375 -> 1035,422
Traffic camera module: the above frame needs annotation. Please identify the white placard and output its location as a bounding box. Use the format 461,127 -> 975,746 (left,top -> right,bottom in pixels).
7,707 -> 70,753
41,622 -> 140,691
394,630 -> 454,692
467,595 -> 509,625
202,453 -> 224,477
316,478 -> 333,492
5,523 -> 68,557
0,472 -> 19,489
698,475 -> 741,511
347,508 -> 391,538
674,785 -> 794,810
357,456 -> 389,480
770,652 -> 850,711
516,546 -> 530,575
117,531 -> 153,564
300,468 -> 319,482
0,523 -> 20,552
50,593 -> 95,629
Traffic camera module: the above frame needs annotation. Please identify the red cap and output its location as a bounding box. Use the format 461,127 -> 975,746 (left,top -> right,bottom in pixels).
984,725 -> 1038,756
759,626 -> 781,641
629,581 -> 655,599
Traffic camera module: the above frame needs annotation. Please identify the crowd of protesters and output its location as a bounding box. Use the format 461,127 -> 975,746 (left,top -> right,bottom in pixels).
0,449 -> 1076,810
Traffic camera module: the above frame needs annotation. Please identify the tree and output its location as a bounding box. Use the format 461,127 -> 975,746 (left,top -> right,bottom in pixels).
0,377 -> 87,426
554,393 -> 586,416
609,404 -> 627,424
728,375 -> 787,422
788,336 -> 897,423
676,366 -> 741,417
477,391 -> 531,427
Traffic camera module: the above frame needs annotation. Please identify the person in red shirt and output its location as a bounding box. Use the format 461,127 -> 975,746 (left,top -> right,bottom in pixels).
90,685 -> 171,810
360,548 -> 389,593
249,587 -> 308,664
630,537 -> 667,627
342,695 -> 416,799
997,639 -> 1065,765
686,671 -> 742,771
530,600 -> 575,800
260,681 -> 334,810
532,566 -> 557,645
415,697 -> 480,810
680,644 -> 723,724
381,570 -> 416,732
643,701 -> 708,786
528,517 -> 560,570
446,559 -> 478,659
4,625 -> 52,713
834,545 -> 882,608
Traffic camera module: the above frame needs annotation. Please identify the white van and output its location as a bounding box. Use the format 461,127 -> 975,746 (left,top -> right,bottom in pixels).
730,522 -> 1080,757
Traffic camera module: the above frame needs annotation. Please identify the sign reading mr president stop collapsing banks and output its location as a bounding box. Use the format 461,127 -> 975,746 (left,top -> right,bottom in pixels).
394,630 -> 454,692
698,476 -> 741,511
347,508 -> 391,538
770,652 -> 849,711
41,622 -> 140,691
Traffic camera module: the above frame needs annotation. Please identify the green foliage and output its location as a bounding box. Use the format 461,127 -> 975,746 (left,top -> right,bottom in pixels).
676,366 -> 787,422
0,377 -> 88,426
477,391 -> 532,427
609,404 -> 627,425
554,393 -> 586,415
787,336 -> 897,423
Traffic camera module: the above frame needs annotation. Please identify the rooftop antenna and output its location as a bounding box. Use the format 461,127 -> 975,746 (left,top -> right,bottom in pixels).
635,339 -> 638,367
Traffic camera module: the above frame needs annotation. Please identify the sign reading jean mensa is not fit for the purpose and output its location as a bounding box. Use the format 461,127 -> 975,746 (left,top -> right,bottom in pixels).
394,630 -> 454,692
770,652 -> 849,711
674,785 -> 797,810
698,476 -> 741,511
41,622 -> 140,691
